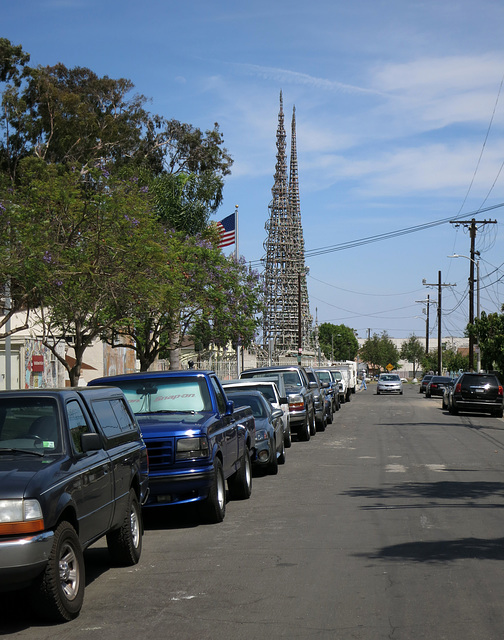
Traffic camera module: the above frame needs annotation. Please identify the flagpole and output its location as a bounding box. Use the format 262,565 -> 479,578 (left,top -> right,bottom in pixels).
234,205 -> 241,376
234,205 -> 239,261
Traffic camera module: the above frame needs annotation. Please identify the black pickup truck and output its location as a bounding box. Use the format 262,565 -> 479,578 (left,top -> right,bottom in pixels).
0,387 -> 149,622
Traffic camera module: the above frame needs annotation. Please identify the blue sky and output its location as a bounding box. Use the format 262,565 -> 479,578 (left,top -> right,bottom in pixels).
4,0 -> 504,340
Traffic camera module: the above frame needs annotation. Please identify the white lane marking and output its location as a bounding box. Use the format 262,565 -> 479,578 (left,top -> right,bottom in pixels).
425,464 -> 446,472
386,464 -> 407,472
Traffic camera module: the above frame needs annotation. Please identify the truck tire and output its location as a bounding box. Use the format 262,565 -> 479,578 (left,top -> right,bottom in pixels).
199,458 -> 226,523
309,411 -> 317,436
299,416 -> 311,442
228,447 -> 252,500
30,521 -> 85,622
284,422 -> 292,448
107,488 -> 142,566
278,438 -> 286,465
266,439 -> 279,475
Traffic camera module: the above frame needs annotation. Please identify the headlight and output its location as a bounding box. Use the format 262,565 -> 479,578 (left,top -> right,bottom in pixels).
0,499 -> 44,535
176,437 -> 209,460
255,429 -> 269,443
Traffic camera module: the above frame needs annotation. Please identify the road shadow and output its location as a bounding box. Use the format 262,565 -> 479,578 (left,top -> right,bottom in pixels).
343,480 -> 504,502
142,502 -> 204,531
357,536 -> 504,563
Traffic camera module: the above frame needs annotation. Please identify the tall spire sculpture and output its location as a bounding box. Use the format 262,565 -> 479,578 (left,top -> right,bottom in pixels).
263,93 -> 312,358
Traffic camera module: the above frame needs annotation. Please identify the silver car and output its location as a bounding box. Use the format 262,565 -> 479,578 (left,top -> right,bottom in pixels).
376,373 -> 403,395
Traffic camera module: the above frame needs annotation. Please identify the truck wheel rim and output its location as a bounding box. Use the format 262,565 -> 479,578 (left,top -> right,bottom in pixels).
130,505 -> 140,548
59,543 -> 80,600
217,471 -> 225,509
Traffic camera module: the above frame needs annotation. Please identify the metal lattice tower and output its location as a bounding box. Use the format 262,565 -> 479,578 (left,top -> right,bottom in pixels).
263,93 -> 312,357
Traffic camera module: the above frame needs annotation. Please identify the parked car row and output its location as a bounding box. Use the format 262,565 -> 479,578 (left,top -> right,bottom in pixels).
0,364 -> 358,623
443,372 -> 504,417
419,371 -> 504,418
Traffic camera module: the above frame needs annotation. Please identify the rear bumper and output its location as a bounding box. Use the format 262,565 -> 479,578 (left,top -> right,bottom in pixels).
453,399 -> 503,414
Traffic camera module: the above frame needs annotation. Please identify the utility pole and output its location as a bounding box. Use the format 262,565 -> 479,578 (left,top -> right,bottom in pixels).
449,218 -> 497,370
422,272 -> 456,374
415,294 -> 433,354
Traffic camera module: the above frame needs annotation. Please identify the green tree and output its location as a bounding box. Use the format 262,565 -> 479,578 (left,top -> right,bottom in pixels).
359,332 -> 399,372
318,323 -> 358,361
442,347 -> 469,375
469,308 -> 504,373
10,158 -> 162,385
400,335 -> 424,378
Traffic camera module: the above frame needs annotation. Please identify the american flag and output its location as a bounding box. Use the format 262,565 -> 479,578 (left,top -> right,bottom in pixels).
216,213 -> 236,248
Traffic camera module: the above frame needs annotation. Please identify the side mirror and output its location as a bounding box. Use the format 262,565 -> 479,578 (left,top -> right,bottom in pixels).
81,432 -> 102,452
309,381 -> 318,389
225,399 -> 235,415
321,382 -> 329,388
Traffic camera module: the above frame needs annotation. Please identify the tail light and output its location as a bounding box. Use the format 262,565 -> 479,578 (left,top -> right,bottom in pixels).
498,386 -> 503,397
455,383 -> 462,393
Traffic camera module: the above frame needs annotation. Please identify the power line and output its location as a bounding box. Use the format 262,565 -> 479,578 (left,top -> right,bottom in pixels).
248,201 -> 504,267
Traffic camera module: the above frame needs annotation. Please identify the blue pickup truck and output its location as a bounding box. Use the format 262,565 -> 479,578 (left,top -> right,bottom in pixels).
89,370 -> 256,523
0,387 -> 149,622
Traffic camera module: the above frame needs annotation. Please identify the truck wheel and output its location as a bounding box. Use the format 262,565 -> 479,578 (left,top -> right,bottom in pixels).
199,458 -> 226,523
299,416 -> 311,442
30,521 -> 84,622
317,413 -> 327,432
107,488 -> 142,566
346,391 -> 351,403
449,404 -> 458,415
266,440 -> 279,475
228,447 -> 252,500
309,411 -> 317,436
278,438 -> 286,465
284,422 -> 292,448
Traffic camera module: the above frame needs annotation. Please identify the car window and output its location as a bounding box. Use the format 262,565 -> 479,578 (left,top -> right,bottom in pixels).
461,374 -> 498,387
0,397 -> 61,453
67,400 -> 92,453
282,372 -> 302,387
226,393 -> 265,418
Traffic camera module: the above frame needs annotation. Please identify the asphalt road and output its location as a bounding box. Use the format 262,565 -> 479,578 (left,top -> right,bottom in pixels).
3,383 -> 504,639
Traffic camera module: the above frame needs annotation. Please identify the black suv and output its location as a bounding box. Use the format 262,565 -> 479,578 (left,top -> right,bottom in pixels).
448,372 -> 504,417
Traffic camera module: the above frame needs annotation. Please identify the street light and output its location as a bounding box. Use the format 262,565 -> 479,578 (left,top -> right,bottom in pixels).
448,253 -> 480,372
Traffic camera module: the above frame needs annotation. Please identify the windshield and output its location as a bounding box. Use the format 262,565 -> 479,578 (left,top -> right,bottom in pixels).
115,377 -> 213,414
227,385 -> 275,402
225,393 -> 267,419
316,371 -> 331,382
0,398 -> 61,454
380,375 -> 400,382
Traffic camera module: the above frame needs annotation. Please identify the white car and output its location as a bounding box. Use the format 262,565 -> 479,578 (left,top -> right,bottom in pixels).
222,379 -> 292,447
376,373 -> 403,395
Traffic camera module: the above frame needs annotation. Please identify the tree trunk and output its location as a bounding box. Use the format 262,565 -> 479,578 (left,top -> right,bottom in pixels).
168,330 -> 181,370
